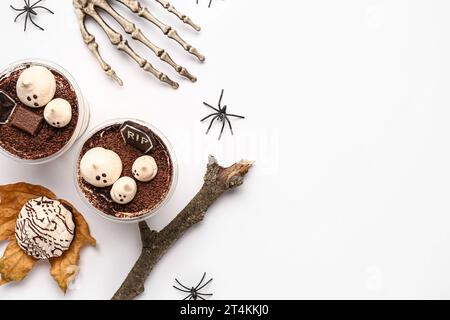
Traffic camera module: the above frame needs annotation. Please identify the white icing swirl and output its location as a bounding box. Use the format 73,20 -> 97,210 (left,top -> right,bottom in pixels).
16,66 -> 56,108
15,197 -> 75,260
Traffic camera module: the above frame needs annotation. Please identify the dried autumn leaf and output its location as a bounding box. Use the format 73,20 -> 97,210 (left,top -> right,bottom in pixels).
50,199 -> 96,293
0,183 -> 56,241
0,236 -> 37,285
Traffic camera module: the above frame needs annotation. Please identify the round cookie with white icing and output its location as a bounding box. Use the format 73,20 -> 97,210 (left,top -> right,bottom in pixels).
80,147 -> 122,188
15,197 -> 75,260
44,98 -> 72,128
16,66 -> 56,108
132,155 -> 158,182
110,177 -> 137,204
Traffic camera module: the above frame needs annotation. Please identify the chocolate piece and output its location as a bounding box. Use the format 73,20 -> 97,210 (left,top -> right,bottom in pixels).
11,106 -> 44,136
0,91 -> 16,124
120,121 -> 154,153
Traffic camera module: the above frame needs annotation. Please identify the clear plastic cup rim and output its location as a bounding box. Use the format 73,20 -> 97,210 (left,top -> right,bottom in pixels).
0,59 -> 90,164
74,118 -> 179,224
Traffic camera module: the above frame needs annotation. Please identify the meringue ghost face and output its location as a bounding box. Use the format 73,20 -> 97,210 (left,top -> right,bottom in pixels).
16,66 -> 56,108
132,155 -> 158,182
44,98 -> 72,128
80,147 -> 123,187
110,176 -> 138,204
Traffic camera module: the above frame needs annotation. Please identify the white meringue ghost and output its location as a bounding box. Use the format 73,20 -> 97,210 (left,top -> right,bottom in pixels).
80,147 -> 123,188
132,155 -> 158,182
44,98 -> 72,128
16,66 -> 56,108
110,177 -> 137,204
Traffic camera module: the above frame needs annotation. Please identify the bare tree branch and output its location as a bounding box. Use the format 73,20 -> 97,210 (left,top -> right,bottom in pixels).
112,156 -> 253,300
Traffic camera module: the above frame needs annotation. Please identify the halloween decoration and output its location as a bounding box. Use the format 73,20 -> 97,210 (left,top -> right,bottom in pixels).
201,90 -> 245,140
79,147 -> 123,188
73,0 -> 204,88
15,197 -> 75,260
0,183 -> 95,292
0,92 -> 17,124
132,155 -> 158,182
112,156 -> 253,300
16,65 -> 56,108
120,121 -> 154,154
197,0 -> 213,8
44,98 -> 73,128
10,0 -> 54,31
110,176 -> 138,204
174,272 -> 213,300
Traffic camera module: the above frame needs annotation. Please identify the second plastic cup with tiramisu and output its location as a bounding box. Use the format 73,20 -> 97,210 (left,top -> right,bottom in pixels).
75,119 -> 178,222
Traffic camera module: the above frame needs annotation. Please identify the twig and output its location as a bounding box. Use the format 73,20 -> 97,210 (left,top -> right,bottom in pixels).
112,156 -> 253,300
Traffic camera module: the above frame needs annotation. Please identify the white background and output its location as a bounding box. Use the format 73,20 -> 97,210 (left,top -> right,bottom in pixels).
1,0 -> 450,300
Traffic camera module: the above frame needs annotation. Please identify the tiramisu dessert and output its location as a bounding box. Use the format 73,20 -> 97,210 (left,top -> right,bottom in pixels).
0,61 -> 84,162
76,120 -> 176,221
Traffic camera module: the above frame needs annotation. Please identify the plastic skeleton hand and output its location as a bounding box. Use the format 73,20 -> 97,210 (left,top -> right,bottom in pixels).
73,0 -> 204,89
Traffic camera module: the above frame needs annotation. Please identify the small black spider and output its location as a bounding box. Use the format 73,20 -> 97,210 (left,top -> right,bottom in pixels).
201,89 -> 245,140
11,0 -> 54,32
173,272 -> 213,300
197,0 -> 213,8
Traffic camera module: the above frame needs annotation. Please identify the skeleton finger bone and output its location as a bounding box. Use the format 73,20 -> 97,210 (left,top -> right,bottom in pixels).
116,0 -> 205,61
83,3 -> 179,89
74,7 -> 123,86
95,1 -> 196,82
154,0 -> 201,31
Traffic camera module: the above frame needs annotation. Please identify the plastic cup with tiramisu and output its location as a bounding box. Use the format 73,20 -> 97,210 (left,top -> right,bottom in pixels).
0,59 -> 90,164
75,119 -> 178,223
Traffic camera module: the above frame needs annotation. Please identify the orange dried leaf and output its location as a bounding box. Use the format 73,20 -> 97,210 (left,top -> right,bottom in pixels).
0,237 -> 37,285
50,199 -> 96,293
0,220 -> 15,243
0,183 -> 56,241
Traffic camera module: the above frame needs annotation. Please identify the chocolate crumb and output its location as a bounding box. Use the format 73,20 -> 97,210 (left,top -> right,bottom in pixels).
120,121 -> 154,153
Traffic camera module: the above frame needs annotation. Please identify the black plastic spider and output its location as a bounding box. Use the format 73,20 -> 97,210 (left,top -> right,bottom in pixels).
11,0 -> 54,32
201,89 -> 245,140
197,0 -> 213,8
173,272 -> 213,300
